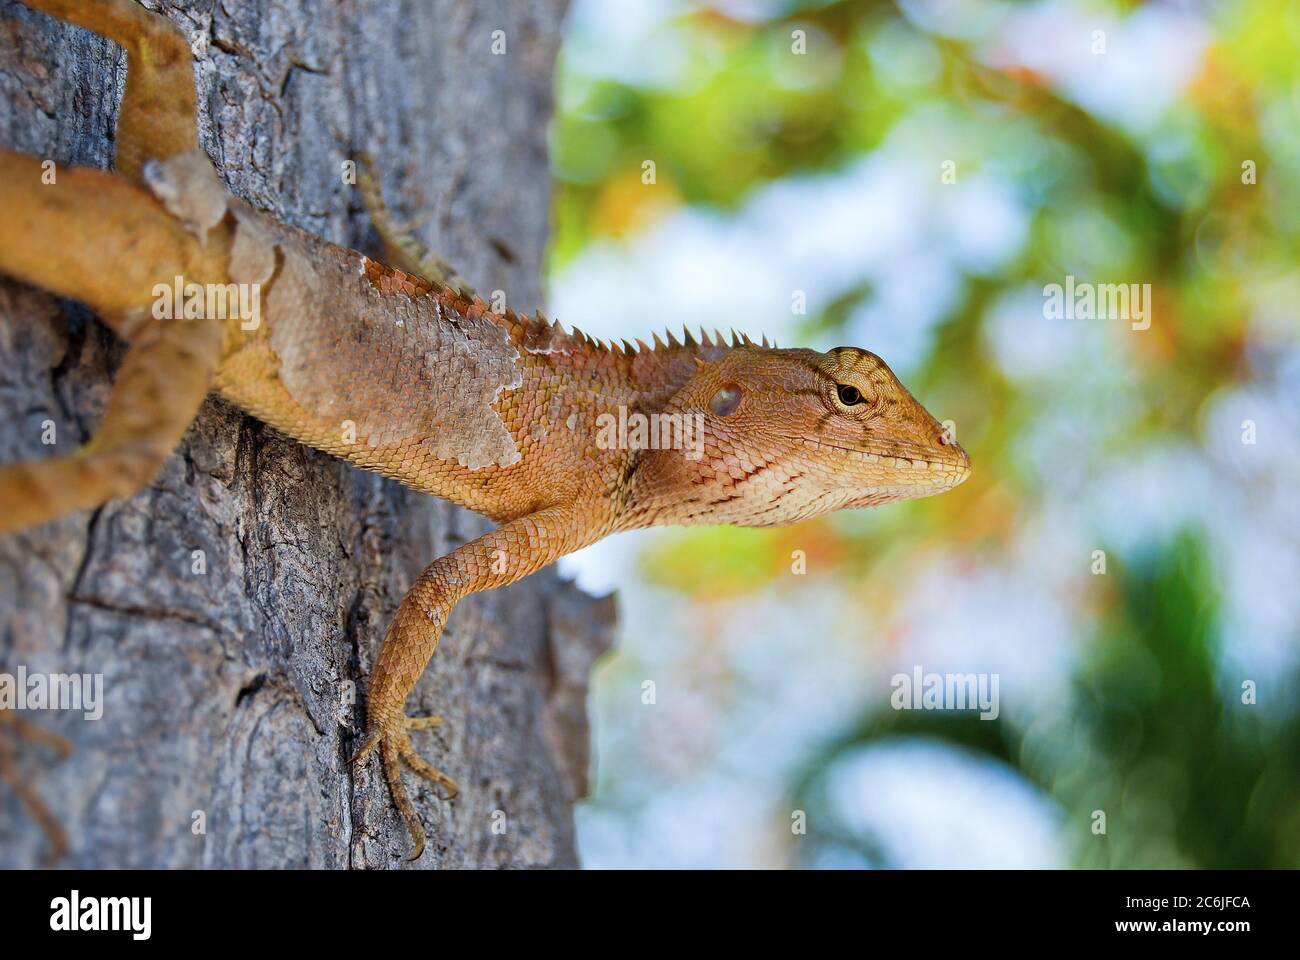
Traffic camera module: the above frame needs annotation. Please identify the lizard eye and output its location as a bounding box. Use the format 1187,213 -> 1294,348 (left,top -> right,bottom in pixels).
836,384 -> 864,406
710,383 -> 742,417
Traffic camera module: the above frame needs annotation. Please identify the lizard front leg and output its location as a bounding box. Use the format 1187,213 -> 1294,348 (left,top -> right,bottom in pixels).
353,501 -> 608,859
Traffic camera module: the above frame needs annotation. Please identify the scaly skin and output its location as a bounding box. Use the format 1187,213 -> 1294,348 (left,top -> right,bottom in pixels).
0,0 -> 970,859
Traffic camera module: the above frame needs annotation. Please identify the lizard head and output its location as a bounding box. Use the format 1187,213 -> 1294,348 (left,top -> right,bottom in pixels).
627,345 -> 970,528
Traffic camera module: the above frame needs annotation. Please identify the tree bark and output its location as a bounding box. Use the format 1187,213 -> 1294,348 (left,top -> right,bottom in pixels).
0,0 -> 613,869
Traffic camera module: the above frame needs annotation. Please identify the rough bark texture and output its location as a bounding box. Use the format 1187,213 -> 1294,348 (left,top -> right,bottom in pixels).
0,0 -> 615,869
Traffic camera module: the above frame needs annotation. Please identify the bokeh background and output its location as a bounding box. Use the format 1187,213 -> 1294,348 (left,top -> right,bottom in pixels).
544,0 -> 1300,868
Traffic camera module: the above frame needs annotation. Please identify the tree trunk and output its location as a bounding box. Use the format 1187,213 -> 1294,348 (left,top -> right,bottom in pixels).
0,0 -> 613,869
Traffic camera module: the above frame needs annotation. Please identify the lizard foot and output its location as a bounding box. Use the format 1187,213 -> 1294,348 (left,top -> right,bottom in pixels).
352,714 -> 459,860
0,711 -> 73,864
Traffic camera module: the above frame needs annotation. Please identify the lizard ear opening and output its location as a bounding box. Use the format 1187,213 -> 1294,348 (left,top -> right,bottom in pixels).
709,383 -> 742,417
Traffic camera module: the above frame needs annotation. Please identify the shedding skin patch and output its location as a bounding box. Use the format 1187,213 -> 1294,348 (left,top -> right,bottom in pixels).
260,225 -> 522,469
137,147 -> 523,471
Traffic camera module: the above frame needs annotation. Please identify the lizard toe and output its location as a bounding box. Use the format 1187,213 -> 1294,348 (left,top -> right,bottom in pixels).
360,714 -> 456,859
404,714 -> 444,731
397,734 -> 460,799
377,729 -> 427,861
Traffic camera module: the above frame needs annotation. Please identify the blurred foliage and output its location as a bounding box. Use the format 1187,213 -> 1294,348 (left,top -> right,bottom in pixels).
555,0 -> 1300,866
789,532 -> 1300,867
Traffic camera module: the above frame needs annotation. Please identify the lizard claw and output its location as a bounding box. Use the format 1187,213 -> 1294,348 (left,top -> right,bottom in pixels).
353,714 -> 459,860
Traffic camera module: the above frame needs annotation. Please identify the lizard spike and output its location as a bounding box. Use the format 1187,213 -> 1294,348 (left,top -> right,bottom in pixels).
761,334 -> 771,348
651,331 -> 667,350
681,327 -> 696,347
699,328 -> 713,347
665,329 -> 681,348
621,339 -> 637,355
635,338 -> 652,353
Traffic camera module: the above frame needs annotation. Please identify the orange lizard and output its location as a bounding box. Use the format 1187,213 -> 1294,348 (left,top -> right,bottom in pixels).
0,0 -> 970,858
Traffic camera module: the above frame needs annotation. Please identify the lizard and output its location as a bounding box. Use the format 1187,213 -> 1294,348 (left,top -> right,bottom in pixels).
0,0 -> 970,860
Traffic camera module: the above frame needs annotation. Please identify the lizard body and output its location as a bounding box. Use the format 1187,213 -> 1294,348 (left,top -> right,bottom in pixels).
0,0 -> 969,858
210,208 -> 967,530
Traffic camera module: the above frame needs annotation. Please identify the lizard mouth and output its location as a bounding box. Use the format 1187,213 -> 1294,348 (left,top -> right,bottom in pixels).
788,436 -> 971,481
